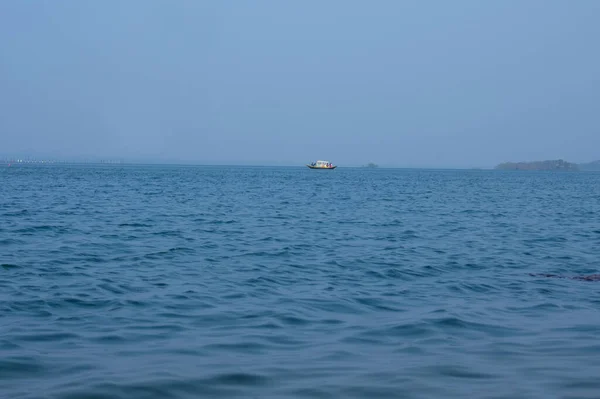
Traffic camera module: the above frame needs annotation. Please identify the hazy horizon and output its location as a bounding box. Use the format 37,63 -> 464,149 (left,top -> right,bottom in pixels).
2,1 -> 599,168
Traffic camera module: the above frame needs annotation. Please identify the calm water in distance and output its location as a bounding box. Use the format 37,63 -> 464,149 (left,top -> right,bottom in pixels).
2,164 -> 600,399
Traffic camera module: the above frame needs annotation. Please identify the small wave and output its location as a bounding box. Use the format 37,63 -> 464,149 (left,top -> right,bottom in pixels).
97,283 -> 126,295
144,247 -> 195,259
47,297 -> 118,310
15,225 -> 64,233
2,209 -> 30,217
524,236 -> 568,244
151,230 -> 184,237
424,364 -> 497,379
447,281 -> 500,294
354,297 -> 403,312
427,316 -> 518,338
118,222 -> 152,228
207,219 -> 237,225
276,314 -> 311,326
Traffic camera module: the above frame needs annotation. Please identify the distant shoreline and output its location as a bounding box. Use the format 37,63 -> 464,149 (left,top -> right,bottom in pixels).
495,159 -> 578,171
495,159 -> 600,172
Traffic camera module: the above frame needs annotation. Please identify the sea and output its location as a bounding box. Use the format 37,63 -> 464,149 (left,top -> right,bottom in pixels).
1,164 -> 600,399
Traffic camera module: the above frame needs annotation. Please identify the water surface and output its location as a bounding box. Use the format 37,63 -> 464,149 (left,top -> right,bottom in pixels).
2,165 -> 600,398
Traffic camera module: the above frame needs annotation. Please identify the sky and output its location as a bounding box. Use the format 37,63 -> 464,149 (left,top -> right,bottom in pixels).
1,0 -> 599,168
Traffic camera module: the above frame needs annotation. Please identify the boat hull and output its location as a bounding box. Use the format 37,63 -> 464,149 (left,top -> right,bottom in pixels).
307,165 -> 337,169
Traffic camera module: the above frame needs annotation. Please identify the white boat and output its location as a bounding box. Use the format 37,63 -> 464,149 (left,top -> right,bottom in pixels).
306,160 -> 336,169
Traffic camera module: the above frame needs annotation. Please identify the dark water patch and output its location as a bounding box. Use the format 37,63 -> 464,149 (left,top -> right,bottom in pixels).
152,230 -> 184,237
14,332 -> 80,343
90,334 -> 127,344
422,364 -> 497,379
206,372 -> 271,386
0,358 -> 49,379
2,209 -> 31,217
0,339 -> 22,350
124,299 -> 148,307
277,315 -> 311,326
204,341 -> 269,354
559,379 -> 600,390
8,299 -> 51,312
118,222 -> 152,228
47,297 -> 118,310
0,238 -> 27,246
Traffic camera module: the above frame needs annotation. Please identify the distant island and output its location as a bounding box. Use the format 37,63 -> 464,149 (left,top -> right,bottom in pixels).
362,163 -> 379,168
495,159 -> 579,171
579,160 -> 600,171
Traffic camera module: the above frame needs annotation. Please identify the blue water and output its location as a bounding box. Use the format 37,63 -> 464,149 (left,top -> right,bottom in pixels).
2,165 -> 600,399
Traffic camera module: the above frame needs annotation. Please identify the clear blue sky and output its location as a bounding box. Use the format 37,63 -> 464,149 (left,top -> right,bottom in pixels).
1,1 -> 599,167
